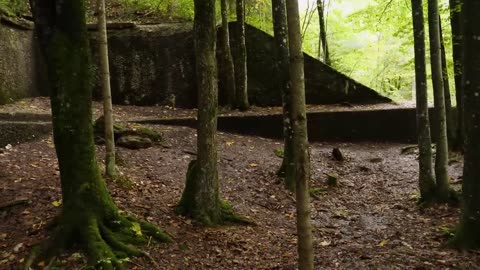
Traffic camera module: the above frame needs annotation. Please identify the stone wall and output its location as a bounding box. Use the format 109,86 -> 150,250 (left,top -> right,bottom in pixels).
1,20 -> 390,108
89,23 -> 198,107
0,17 -> 43,104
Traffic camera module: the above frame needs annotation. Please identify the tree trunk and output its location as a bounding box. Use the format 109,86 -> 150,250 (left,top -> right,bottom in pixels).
220,0 -> 236,107
411,0 -> 436,201
427,0 -> 450,201
451,0 -> 480,249
177,0 -> 222,225
316,0 -> 330,65
439,16 -> 456,147
272,0 -> 295,191
449,0 -> 464,151
235,0 -> 249,111
28,0 -> 170,268
286,0 -> 314,269
97,0 -> 116,177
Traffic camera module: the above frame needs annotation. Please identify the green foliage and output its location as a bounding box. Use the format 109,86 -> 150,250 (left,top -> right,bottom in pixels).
119,0 -> 195,20
274,148 -> 284,158
298,0 -> 455,101
0,0 -> 28,16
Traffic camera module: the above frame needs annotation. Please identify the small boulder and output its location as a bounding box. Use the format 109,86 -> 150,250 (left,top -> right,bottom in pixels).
116,136 -> 153,149
332,148 -> 344,161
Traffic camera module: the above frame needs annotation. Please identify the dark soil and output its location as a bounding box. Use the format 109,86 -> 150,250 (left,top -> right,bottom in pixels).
1,99 -> 478,270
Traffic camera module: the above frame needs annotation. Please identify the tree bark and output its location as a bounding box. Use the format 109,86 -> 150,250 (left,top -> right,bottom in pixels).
220,0 -> 236,107
316,0 -> 330,65
97,0 -> 116,177
28,0 -> 170,268
449,0 -> 464,150
177,0 -> 222,224
272,0 -> 295,191
427,0 -> 450,201
439,16 -> 456,147
286,0 -> 314,269
411,0 -> 436,202
451,0 -> 480,249
235,0 -> 250,111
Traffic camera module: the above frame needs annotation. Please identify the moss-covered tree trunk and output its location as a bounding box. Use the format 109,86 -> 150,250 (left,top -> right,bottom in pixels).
451,0 -> 480,249
220,0 -> 236,107
427,0 -> 450,202
286,0 -> 314,268
234,0 -> 249,111
316,0 -> 330,65
272,0 -> 294,191
177,0 -> 223,225
411,0 -> 436,202
449,0 -> 464,150
97,0 -> 116,177
439,17 -> 456,147
28,0 -> 170,268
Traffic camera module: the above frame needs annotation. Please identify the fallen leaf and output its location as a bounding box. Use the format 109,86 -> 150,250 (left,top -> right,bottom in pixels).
13,243 -> 23,253
226,141 -> 234,146
319,240 -> 331,246
249,163 -> 258,167
130,222 -> 142,236
51,200 -> 62,207
379,239 -> 389,246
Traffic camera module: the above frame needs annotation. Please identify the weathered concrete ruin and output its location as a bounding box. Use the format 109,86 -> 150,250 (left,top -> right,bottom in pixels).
0,18 -> 390,107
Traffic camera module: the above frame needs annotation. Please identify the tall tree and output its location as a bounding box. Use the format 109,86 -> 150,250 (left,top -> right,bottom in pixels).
272,0 -> 295,191
316,0 -> 330,65
411,0 -> 436,202
286,0 -> 314,268
177,0 -> 247,225
439,17 -> 455,147
451,0 -> 480,249
177,0 -> 221,224
449,0 -> 464,150
97,0 -> 116,177
235,0 -> 250,111
427,0 -> 450,201
219,0 -> 236,107
27,0 -> 170,268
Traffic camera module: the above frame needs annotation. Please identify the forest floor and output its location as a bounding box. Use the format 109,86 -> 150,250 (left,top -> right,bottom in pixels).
1,98 -> 479,270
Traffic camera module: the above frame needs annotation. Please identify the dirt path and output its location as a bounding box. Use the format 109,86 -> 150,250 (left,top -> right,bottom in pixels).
0,119 -> 476,269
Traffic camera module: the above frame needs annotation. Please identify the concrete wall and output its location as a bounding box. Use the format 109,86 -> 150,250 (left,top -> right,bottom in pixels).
0,17 -> 42,104
0,20 -> 390,108
89,23 -> 198,107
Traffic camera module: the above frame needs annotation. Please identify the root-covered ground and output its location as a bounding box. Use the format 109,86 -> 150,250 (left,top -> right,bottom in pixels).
0,100 -> 478,269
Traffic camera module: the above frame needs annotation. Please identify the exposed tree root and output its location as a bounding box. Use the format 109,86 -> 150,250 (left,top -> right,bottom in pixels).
276,157 -> 295,192
418,189 -> 460,207
177,160 -> 255,226
24,214 -> 171,270
220,201 -> 256,226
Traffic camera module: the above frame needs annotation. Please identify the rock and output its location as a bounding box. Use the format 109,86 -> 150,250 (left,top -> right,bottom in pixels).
116,136 -> 152,149
93,115 -> 127,140
326,174 -> 338,187
332,148 -> 344,161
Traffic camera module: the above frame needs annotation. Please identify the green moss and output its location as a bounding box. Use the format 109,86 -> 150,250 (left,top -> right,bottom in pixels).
134,127 -> 163,142
176,160 -> 200,216
110,174 -> 133,189
0,88 -> 14,105
93,117 -> 163,144
220,200 -> 255,225
310,187 -> 327,197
